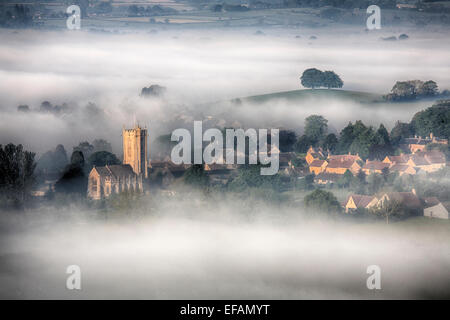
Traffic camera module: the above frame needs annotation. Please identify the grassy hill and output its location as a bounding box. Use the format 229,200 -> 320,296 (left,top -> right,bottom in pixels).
240,89 -> 384,104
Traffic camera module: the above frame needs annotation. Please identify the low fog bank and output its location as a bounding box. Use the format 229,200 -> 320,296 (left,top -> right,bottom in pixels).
1,200 -> 449,299
1,28 -> 450,154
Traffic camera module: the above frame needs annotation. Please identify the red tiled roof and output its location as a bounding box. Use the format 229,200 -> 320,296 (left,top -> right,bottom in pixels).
389,164 -> 411,172
328,154 -> 360,161
385,155 -> 409,164
409,155 -> 429,166
363,161 -> 390,171
309,159 -> 326,167
348,194 -> 376,208
327,159 -> 356,169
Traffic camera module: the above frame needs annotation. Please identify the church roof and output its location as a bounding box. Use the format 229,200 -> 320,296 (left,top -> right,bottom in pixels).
93,164 -> 136,179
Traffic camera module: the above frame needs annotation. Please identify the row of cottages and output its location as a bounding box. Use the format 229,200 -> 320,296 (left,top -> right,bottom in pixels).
344,191 -> 449,220
308,147 -> 446,183
382,150 -> 446,175
343,190 -> 422,214
307,147 -> 363,184
400,133 -> 448,154
88,165 -> 143,200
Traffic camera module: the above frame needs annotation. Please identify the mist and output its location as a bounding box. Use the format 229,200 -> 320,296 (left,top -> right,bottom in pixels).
1,194 -> 449,299
1,27 -> 449,155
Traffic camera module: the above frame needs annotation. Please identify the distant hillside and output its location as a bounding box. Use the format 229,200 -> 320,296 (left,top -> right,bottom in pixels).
240,89 -> 384,104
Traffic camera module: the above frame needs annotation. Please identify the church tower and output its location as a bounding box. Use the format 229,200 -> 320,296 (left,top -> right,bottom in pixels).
122,124 -> 148,178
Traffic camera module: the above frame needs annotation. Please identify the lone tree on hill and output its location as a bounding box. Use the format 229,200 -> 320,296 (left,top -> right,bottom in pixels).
323,70 -> 343,89
300,68 -> 324,89
300,68 -> 343,89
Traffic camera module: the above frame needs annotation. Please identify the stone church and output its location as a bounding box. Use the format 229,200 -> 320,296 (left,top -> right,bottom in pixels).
87,124 -> 148,200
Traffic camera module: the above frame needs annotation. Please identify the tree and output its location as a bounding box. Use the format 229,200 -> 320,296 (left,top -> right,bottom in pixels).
0,144 -> 36,207
55,151 -> 87,195
367,173 -> 384,194
376,124 -> 390,145
87,151 -> 120,169
294,135 -> 313,153
369,124 -> 393,160
385,80 -> 439,101
279,130 -> 297,152
304,189 -> 341,215
36,144 -> 69,174
73,141 -> 94,160
411,100 -> 450,139
337,169 -> 354,188
17,105 -> 30,112
349,125 -> 376,159
228,164 -> 282,191
390,121 -> 413,146
140,84 -> 167,97
373,200 -> 404,224
300,68 -> 324,89
92,139 -> 112,153
304,115 -> 328,144
418,80 -> 438,97
71,150 -> 85,168
183,164 -> 209,187
322,71 -> 343,89
321,133 -> 338,153
337,122 -> 355,154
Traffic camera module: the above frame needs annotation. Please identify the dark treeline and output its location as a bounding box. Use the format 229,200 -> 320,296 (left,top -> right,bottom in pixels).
293,99 -> 450,159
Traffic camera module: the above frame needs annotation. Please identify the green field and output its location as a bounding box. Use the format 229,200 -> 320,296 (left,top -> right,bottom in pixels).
242,89 -> 384,104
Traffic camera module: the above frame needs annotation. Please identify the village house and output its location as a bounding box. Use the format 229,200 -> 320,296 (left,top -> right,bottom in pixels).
388,163 -> 420,176
407,151 -> 446,173
324,154 -> 362,175
382,154 -> 410,165
343,190 -> 422,215
382,150 -> 446,175
423,197 -> 449,220
343,194 -> 378,213
376,190 -> 422,214
305,146 -> 325,165
309,159 -> 328,175
401,133 -> 448,154
306,150 -> 362,181
361,160 -> 390,175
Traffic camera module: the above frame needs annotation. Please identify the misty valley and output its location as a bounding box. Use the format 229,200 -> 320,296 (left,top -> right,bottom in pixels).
0,0 -> 450,301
